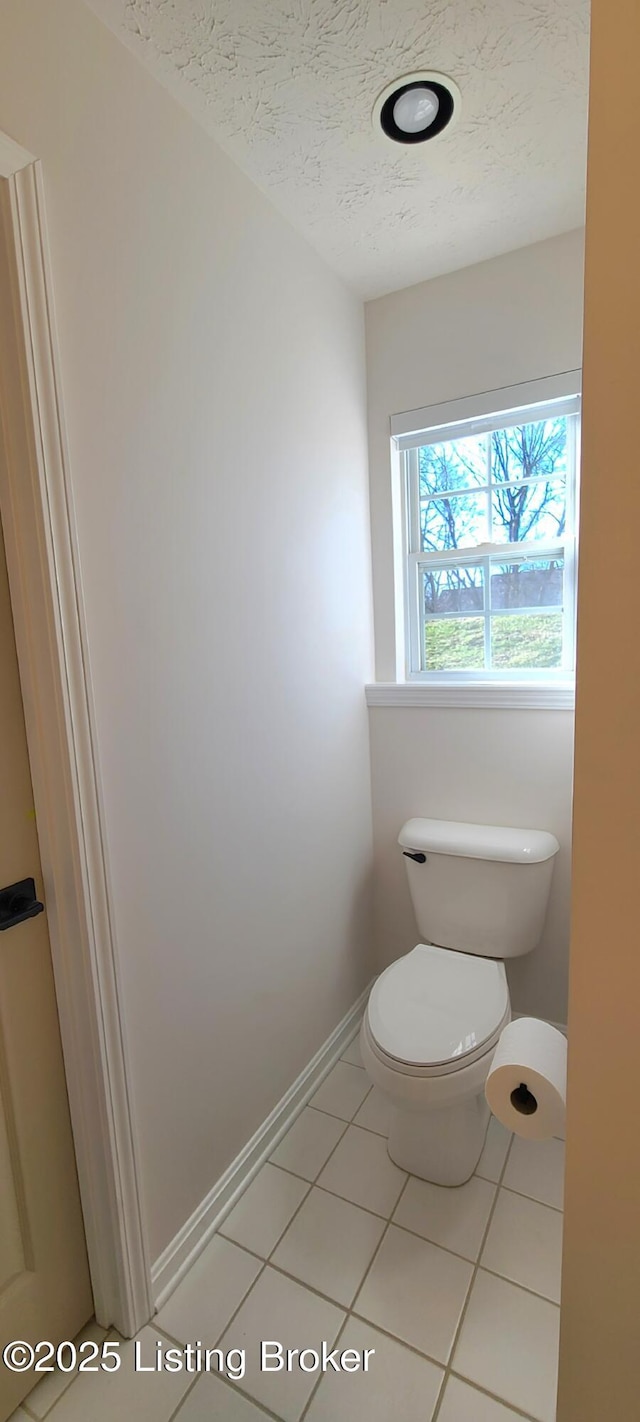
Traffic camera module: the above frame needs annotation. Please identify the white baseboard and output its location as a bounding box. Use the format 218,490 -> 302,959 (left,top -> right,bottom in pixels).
151,982 -> 372,1310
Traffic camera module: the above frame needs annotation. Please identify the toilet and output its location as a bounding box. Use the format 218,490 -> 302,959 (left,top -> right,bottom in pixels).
360,817 -> 559,1186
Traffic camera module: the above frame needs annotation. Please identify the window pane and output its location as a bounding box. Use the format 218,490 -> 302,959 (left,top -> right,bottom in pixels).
421,491 -> 488,552
419,435 -> 487,497
491,478 -> 566,543
423,565 -> 484,615
490,558 -> 564,610
407,406 -> 576,680
425,618 -> 485,671
491,612 -> 563,669
491,419 -> 568,485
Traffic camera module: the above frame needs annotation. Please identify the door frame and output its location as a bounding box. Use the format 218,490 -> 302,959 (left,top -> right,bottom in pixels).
0,132 -> 152,1336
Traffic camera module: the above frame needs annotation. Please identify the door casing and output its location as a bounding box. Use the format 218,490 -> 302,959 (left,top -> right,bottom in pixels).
0,131 -> 152,1337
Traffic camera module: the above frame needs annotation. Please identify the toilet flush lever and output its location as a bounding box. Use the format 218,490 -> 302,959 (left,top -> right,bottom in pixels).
403,851 -> 427,864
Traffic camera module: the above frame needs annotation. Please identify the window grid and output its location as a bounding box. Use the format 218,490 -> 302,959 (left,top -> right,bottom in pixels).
403,407 -> 579,682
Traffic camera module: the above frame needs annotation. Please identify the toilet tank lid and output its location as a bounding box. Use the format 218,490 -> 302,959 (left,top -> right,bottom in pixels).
398,818 -> 559,864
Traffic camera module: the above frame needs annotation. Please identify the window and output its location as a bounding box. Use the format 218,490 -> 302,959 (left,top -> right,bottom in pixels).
398,384 -> 580,684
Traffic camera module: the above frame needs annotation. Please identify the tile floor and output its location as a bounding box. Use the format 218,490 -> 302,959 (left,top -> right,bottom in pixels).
10,1034 -> 564,1422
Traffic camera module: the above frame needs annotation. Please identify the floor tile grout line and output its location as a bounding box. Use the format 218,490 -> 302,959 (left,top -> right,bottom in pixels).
277,1090 -> 563,1206
26,1310 -> 539,1422
300,1176 -> 406,1227
170,1364 -> 286,1422
153,1092 -> 390,1419
158,1211 -> 446,1366
303,1163 -> 468,1414
468,1261 -> 561,1308
222,1169 -> 562,1301
388,1179 -> 495,1260
296,1175 -> 419,1419
168,1246 -> 442,1369
164,1369 -> 202,1422
151,1093 -> 358,1372
283,1104 -> 408,1224
270,1077 -> 371,1183
66,1195 -> 546,1418
213,1258 -> 270,1355
218,1081 -> 382,1263
305,1067 -> 372,1126
256,1083 -> 378,1262
349,1305 -> 450,1370
281,1093 -> 364,1183
217,1227 -> 268,1259
16,1041 -> 563,1422
220,1171 -> 314,1260
269,1113 -> 529,1189
161,1096 -> 376,1422
264,1174 -> 413,1322
304,1099 -> 370,1128
218,1172 -> 562,1295
296,1310 -> 365,1421
16,1322 -> 110,1421
299,1167 -> 454,1422
431,1130 -> 518,1422
166,1143 -> 560,1378
19,1325 -> 193,1422
169,1245 -> 336,1422
143,1264 -> 266,1386
161,1101 -> 561,1374
297,1221 -> 399,1422
24,1379 -> 66,1422
338,1041 -> 364,1069
153,1320 -> 199,1350
498,1180 -> 564,1213
270,1114 -> 351,1182
281,1101 -> 389,1149
446,1369 -> 542,1422
346,1167 -> 411,1301
22,1124 -> 561,1422
277,1286 -> 544,1421
230,1114 -> 514,1251
41,1117 -> 558,1422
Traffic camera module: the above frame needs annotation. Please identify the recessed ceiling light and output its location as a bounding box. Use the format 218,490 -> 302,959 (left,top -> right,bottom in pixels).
373,72 -> 460,146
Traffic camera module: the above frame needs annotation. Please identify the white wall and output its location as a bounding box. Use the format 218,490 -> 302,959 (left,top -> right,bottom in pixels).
365,232 -> 584,1022
0,0 -> 374,1264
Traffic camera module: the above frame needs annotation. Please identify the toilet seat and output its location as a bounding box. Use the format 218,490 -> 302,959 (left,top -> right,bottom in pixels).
367,943 -> 510,1076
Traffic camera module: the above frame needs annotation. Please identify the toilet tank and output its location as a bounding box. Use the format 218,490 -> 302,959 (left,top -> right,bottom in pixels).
399,818 -> 559,958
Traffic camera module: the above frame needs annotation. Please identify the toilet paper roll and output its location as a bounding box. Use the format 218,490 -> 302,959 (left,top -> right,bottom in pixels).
485,1017 -> 567,1140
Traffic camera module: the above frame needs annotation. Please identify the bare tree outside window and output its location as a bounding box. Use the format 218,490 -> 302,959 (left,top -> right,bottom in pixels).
414,415 -> 572,671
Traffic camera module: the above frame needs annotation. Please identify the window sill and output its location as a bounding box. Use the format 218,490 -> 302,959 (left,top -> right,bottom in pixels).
365,682 -> 575,710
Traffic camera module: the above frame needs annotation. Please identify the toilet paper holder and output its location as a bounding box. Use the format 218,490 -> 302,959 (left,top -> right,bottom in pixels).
510,1082 -> 538,1116
486,1017 -> 567,1140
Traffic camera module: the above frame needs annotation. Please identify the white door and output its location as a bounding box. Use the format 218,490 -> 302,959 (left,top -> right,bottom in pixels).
0,514 -> 93,1419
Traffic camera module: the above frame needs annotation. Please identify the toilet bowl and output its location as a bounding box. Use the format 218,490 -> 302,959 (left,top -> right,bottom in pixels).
361,943 -> 511,1184
360,818 -> 559,1186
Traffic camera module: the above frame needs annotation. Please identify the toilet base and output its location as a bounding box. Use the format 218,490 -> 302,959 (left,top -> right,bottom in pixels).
387,1092 -> 491,1186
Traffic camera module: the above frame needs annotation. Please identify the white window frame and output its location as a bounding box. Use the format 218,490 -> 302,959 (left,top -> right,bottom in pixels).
393,373 -> 581,696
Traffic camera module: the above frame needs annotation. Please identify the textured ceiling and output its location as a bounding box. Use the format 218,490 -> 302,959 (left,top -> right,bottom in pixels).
84,0 -> 590,298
